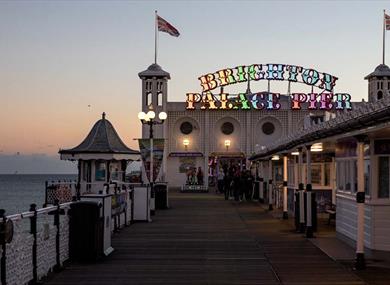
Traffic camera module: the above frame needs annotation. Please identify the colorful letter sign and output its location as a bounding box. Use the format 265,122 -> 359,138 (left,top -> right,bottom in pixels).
186,63 -> 352,111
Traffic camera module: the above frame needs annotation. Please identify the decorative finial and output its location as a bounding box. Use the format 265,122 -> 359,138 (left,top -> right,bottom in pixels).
102,112 -> 106,119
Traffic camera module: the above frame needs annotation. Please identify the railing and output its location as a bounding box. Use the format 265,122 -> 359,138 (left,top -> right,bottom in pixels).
1,182 -> 140,285
0,201 -> 71,285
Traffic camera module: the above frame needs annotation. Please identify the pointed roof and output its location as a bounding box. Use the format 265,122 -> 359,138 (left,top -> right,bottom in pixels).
59,113 -> 139,156
138,63 -> 170,79
365,64 -> 390,79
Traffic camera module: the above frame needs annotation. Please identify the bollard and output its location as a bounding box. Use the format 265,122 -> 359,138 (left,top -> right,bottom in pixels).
305,185 -> 314,238
0,209 -> 6,285
29,204 -> 38,284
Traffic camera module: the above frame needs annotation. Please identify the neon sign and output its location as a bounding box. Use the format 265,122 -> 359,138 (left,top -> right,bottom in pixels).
198,64 -> 338,92
185,64 -> 352,111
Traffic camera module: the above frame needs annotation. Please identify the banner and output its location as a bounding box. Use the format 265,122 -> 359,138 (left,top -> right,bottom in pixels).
138,139 -> 165,183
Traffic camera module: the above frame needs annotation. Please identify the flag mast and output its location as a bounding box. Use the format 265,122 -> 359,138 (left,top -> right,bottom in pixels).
383,9 -> 386,65
155,10 -> 158,64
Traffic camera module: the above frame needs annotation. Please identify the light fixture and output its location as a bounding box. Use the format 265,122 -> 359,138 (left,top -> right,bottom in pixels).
137,112 -> 146,121
311,143 -> 323,152
291,151 -> 299,156
183,138 -> 189,150
159,111 -> 167,121
224,139 -> 231,151
147,110 -> 155,119
271,155 -> 280,161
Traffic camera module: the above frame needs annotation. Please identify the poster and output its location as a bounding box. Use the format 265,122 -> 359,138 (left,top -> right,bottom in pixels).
138,139 -> 165,183
179,157 -> 196,173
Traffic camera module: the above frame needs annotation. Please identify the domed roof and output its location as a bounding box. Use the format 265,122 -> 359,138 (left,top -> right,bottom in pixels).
59,113 -> 139,155
365,64 -> 390,79
138,63 -> 170,79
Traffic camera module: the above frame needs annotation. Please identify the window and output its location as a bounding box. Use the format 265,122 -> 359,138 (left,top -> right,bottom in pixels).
310,116 -> 324,125
157,92 -> 163,106
180,122 -> 193,134
221,122 -> 234,135
377,91 -> 383,100
146,92 -> 152,106
311,164 -> 322,185
378,156 -> 390,198
95,161 -> 106,181
262,122 -> 275,135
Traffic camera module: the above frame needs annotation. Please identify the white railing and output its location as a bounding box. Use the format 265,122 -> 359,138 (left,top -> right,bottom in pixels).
0,202 -> 72,285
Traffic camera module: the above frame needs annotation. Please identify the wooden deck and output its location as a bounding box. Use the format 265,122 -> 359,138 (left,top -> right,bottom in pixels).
46,192 -> 364,285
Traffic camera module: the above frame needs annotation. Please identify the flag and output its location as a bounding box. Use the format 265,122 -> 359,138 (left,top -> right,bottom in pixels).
157,15 -> 180,37
385,13 -> 390,30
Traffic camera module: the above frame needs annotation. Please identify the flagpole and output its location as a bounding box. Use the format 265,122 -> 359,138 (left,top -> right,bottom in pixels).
155,10 -> 158,64
383,9 -> 386,65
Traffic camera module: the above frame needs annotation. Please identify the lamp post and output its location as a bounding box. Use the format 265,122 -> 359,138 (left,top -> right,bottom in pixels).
138,110 -> 167,209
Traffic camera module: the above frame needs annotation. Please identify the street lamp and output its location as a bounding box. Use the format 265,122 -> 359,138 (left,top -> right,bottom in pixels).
138,109 -> 167,211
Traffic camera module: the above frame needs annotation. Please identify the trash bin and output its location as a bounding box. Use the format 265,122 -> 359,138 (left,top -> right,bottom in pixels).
154,183 -> 168,209
69,201 -> 104,262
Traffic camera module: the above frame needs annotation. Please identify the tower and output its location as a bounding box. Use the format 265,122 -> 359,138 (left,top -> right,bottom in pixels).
365,64 -> 390,102
138,63 -> 170,139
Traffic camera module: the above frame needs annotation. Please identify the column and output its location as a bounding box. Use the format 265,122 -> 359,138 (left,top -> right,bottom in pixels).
355,135 -> 367,270
268,158 -> 273,211
259,161 -> 264,203
305,144 -> 314,238
283,154 -> 288,219
298,147 -> 305,233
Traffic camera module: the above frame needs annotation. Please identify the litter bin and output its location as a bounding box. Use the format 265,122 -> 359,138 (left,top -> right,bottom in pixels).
154,183 -> 168,209
69,201 -> 110,262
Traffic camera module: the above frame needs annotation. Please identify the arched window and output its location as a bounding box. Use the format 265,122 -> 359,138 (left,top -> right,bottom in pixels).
378,91 -> 383,100
146,92 -> 152,106
157,92 -> 163,106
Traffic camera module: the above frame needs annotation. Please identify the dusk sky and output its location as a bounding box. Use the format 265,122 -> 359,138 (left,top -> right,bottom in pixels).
0,0 -> 388,172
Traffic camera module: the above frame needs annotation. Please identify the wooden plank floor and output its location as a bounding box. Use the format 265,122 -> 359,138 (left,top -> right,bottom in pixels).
46,192 -> 365,285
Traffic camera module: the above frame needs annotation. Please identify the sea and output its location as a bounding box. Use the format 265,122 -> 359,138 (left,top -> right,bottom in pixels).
0,174 -> 77,216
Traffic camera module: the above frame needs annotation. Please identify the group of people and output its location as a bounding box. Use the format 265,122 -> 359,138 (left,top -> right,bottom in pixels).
216,165 -> 254,201
186,166 -> 204,185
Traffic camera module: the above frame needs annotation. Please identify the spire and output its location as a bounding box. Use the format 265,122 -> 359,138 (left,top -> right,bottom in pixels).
102,112 -> 106,120
246,73 -> 252,94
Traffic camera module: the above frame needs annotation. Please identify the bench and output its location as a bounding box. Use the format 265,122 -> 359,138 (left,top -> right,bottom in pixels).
326,205 -> 336,225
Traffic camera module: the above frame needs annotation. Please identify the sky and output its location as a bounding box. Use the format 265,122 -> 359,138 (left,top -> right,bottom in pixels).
0,0 -> 388,173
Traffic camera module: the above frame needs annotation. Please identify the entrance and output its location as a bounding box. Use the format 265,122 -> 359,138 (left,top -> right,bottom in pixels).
208,152 -> 246,186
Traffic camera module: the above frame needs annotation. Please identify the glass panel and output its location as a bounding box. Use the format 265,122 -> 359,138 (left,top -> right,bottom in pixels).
352,160 -> 357,193
364,159 -> 370,195
378,156 -> 390,198
311,164 -> 322,185
324,163 -> 330,186
345,161 -> 351,191
95,161 -> 106,182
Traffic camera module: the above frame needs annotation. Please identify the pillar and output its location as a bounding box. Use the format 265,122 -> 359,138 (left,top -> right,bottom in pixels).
268,158 -> 273,211
305,144 -> 314,238
283,154 -> 288,219
298,147 -> 305,232
355,135 -> 367,270
259,161 -> 264,203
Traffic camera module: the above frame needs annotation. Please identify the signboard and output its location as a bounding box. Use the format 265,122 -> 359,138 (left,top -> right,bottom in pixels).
138,139 -> 165,182
185,64 -> 352,111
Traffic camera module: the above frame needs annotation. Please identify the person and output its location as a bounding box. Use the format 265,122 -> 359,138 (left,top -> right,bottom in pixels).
233,168 -> 241,202
217,169 -> 224,194
223,168 -> 230,200
196,167 -> 204,185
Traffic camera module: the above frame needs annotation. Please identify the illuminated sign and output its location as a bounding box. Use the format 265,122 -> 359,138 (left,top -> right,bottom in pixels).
198,64 -> 337,92
185,64 -> 352,111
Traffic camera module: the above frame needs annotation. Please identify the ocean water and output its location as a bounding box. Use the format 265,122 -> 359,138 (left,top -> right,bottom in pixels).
0,174 -> 77,216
